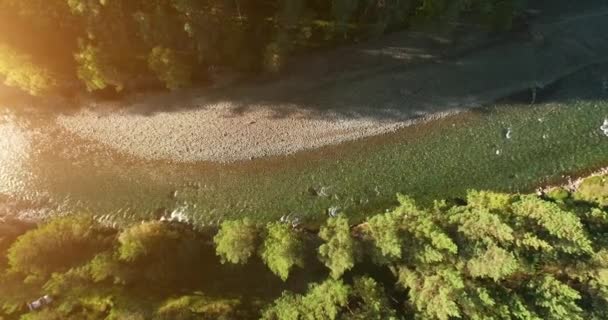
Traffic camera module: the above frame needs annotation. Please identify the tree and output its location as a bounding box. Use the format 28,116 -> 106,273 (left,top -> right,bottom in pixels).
466,244 -> 519,281
0,0 -> 525,96
528,275 -> 584,320
261,279 -> 350,320
117,221 -> 199,285
260,222 -> 304,281
0,44 -> 55,95
366,209 -> 403,260
74,43 -> 124,92
7,216 -> 112,278
148,46 -> 192,90
318,214 -> 355,279
155,295 -> 240,320
214,218 -> 259,265
2,186 -> 606,319
348,276 -> 397,320
397,265 -> 464,320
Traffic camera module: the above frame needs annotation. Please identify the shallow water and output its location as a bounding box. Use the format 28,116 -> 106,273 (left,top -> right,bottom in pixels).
2,65 -> 608,226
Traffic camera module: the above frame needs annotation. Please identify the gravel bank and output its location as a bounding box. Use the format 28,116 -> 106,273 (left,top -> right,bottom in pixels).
57,3 -> 608,163
57,103 -> 460,163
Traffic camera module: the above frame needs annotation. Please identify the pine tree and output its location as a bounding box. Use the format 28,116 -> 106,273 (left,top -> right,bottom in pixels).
347,276 -> 398,320
318,214 -> 355,279
261,279 -> 350,320
260,222 -> 304,281
214,218 -> 260,265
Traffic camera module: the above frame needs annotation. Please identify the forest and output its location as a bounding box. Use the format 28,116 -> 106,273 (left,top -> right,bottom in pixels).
0,0 -> 526,96
1,177 -> 607,319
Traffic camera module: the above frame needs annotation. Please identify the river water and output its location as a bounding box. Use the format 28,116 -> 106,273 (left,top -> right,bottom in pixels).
2,63 -> 608,227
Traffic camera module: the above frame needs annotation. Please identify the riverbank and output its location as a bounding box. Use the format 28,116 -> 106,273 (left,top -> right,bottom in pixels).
3,63 -> 608,226
56,3 -> 608,163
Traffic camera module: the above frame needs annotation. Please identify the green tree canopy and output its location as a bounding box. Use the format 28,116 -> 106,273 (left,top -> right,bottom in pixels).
318,214 -> 355,279
7,216 -> 113,278
260,222 -> 304,281
214,218 -> 260,265
0,0 -> 526,95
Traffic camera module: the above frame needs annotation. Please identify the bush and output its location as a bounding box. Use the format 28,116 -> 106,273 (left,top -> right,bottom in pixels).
574,175 -> 608,207
546,187 -> 571,202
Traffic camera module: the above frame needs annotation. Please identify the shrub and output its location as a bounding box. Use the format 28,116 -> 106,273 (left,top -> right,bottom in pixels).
574,175 -> 608,207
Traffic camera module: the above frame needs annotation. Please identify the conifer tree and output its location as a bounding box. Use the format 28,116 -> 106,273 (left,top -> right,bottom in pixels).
214,218 -> 260,265
318,214 -> 355,279
260,222 -> 304,281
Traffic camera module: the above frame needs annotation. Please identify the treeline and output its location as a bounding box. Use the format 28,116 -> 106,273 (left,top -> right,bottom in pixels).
1,181 -> 607,319
0,0 -> 527,96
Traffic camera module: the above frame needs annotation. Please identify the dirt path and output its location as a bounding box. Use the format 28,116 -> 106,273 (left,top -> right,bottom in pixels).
57,2 -> 608,163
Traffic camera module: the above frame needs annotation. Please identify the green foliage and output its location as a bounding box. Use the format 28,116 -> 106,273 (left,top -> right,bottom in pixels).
148,46 -> 192,90
7,216 -> 112,278
0,219 -> 32,271
0,44 -> 55,95
155,295 -> 240,320
376,195 -> 457,264
260,222 -> 304,281
528,275 -> 584,320
546,187 -> 570,202
397,266 -> 464,320
318,215 -> 355,279
118,221 -> 192,262
367,210 -> 403,260
0,0 -> 524,95
511,195 -> 593,254
214,218 -> 259,265
260,292 -> 302,320
117,221 -> 200,285
449,206 -> 514,244
86,251 -> 127,284
466,245 -> 519,281
74,43 -> 123,92
261,279 -> 350,320
466,190 -> 513,211
2,186 -> 607,319
348,276 -> 398,320
574,175 -> 608,207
